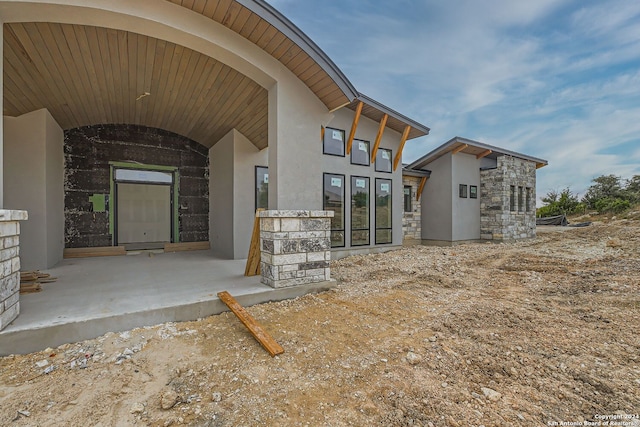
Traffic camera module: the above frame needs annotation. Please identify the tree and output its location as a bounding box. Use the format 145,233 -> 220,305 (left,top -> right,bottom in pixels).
583,175 -> 623,209
537,188 -> 582,217
625,175 -> 640,203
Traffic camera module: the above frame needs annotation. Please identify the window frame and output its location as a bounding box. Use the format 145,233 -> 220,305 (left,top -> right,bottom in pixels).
255,166 -> 269,211
323,127 -> 346,157
518,186 -> 524,212
323,173 -> 346,248
350,138 -> 371,166
470,185 -> 478,199
459,184 -> 468,198
403,185 -> 412,213
375,148 -> 393,173
350,175 -> 370,247
375,178 -> 393,245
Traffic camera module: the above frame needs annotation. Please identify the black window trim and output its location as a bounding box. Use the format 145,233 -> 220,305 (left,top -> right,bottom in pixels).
350,138 -> 371,166
255,165 -> 268,211
375,178 -> 393,245
403,185 -> 412,213
350,175 -> 370,247
323,126 -> 346,157
470,185 -> 478,199
323,172 -> 346,248
375,148 -> 393,173
459,184 -> 468,198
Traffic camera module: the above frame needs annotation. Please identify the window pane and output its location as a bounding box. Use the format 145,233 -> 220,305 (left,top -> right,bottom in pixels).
351,139 -> 370,166
470,185 -> 477,199
459,184 -> 468,198
324,174 -> 345,247
404,186 -> 412,212
323,127 -> 345,156
376,179 -> 392,244
351,176 -> 370,246
518,186 -> 524,212
375,149 -> 392,173
510,186 -> 516,211
256,166 -> 268,210
376,229 -> 392,245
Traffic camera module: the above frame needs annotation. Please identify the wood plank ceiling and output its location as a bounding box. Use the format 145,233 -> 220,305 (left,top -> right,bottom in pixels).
166,0 -> 351,112
3,22 -> 269,149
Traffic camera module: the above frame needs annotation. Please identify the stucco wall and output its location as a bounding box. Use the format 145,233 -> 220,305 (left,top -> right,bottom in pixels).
3,109 -> 64,270
402,176 -> 422,242
209,130 -> 235,258
209,129 -> 267,259
421,153 -> 453,241
451,153 -> 481,241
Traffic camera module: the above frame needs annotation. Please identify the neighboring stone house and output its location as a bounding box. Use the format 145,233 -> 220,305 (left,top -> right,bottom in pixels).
402,137 -> 547,244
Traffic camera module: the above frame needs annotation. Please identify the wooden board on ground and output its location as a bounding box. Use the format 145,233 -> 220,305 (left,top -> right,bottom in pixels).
164,241 -> 210,252
20,283 -> 42,294
244,209 -> 263,276
63,246 -> 126,258
217,291 -> 284,357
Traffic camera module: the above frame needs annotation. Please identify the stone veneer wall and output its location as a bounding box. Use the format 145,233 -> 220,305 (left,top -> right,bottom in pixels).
402,176 -> 422,242
64,124 -> 209,248
480,156 -> 537,241
0,210 -> 28,331
259,210 -> 333,288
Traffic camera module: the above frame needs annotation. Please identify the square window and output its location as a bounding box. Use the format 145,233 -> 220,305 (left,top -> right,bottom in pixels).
323,127 -> 345,156
470,185 -> 477,199
351,139 -> 370,166
459,184 -> 468,198
375,148 -> 392,173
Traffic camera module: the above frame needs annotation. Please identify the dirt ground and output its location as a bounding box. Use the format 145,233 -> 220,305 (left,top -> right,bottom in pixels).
1,219 -> 639,427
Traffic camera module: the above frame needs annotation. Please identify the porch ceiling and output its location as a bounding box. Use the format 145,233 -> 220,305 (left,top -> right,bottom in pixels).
3,22 -> 269,149
166,0 -> 355,112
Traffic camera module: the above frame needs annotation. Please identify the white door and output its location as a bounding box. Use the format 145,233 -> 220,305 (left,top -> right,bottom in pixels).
117,183 -> 171,248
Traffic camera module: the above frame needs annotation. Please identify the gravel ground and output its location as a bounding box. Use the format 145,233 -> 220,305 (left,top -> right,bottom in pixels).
1,220 -> 639,427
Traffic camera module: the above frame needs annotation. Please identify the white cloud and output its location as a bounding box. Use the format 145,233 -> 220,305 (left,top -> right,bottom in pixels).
268,0 -> 640,197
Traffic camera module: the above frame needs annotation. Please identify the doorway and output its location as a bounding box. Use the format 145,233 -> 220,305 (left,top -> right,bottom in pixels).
113,167 -> 176,250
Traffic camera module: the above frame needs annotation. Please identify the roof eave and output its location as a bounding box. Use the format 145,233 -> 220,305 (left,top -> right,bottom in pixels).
240,0 -> 358,101
407,136 -> 548,170
356,93 -> 431,138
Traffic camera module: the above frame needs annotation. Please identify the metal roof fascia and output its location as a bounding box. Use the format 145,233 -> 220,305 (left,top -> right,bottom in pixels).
407,136 -> 548,170
356,93 -> 431,136
402,168 -> 431,178
239,0 -> 358,100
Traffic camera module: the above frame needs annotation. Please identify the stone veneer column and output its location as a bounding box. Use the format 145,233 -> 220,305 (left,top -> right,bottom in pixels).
259,210 -> 333,288
0,210 -> 28,331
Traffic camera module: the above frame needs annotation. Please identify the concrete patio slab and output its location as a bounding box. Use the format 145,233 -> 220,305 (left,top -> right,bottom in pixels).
0,250 -> 335,355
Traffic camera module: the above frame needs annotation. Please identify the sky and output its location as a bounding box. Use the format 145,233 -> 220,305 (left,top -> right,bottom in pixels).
266,0 -> 640,203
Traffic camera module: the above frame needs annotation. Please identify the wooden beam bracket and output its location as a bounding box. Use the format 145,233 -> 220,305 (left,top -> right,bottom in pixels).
346,101 -> 363,155
393,125 -> 412,171
416,176 -> 429,202
370,113 -> 388,163
451,143 -> 468,155
476,149 -> 492,160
